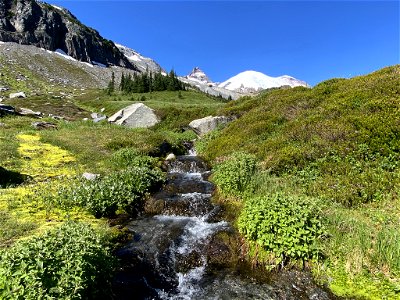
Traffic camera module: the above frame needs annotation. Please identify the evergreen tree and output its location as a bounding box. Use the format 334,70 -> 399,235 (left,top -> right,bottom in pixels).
107,72 -> 115,95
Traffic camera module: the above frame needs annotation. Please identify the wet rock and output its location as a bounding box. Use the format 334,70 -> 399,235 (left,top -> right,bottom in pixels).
165,153 -> 176,161
31,121 -> 57,130
9,91 -> 26,99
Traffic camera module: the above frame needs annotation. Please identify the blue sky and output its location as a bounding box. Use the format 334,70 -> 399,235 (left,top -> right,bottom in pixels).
51,1 -> 399,86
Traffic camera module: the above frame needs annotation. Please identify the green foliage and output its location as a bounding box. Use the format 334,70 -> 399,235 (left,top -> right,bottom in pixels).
0,211 -> 36,248
119,70 -> 184,94
106,71 -> 115,95
70,166 -> 164,218
212,152 -> 257,198
111,148 -> 158,169
0,222 -> 115,299
238,194 -> 324,266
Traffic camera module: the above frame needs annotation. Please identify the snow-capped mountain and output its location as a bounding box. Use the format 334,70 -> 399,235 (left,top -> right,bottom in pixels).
115,44 -> 165,74
180,67 -> 241,100
186,67 -> 214,85
218,71 -> 309,93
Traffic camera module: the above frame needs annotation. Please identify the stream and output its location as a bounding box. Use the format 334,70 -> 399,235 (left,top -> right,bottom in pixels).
112,150 -> 338,300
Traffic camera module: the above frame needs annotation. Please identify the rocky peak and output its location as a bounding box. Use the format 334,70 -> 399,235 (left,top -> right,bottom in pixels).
0,0 -> 137,70
187,67 -> 213,85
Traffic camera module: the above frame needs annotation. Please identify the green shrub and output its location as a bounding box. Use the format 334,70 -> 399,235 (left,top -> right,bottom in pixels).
72,166 -> 164,217
111,148 -> 157,169
0,222 -> 115,299
212,152 -> 257,198
238,193 -> 324,266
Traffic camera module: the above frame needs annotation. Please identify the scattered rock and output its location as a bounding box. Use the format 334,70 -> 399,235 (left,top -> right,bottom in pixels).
31,121 -> 57,130
91,112 -> 99,119
48,114 -> 64,120
189,115 -> 233,136
100,108 -> 105,113
0,104 -> 16,116
82,172 -> 100,181
83,118 -> 89,121
108,103 -> 159,128
0,87 -> 9,92
165,153 -> 176,161
93,115 -> 107,123
19,107 -> 42,117
9,91 -> 26,99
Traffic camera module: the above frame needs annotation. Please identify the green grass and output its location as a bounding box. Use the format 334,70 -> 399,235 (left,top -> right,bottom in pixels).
74,89 -> 224,130
199,65 -> 400,298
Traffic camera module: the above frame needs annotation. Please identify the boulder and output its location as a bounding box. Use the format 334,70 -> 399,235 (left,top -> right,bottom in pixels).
31,121 -> 57,130
189,115 -> 232,136
0,104 -> 16,116
9,92 -> 26,99
165,153 -> 176,161
19,107 -> 42,117
108,103 -> 159,128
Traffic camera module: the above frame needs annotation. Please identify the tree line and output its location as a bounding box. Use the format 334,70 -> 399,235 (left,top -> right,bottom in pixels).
107,70 -> 185,95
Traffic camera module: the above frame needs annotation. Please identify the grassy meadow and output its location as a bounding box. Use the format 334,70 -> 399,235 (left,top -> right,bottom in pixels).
0,64 -> 399,298
196,65 -> 400,299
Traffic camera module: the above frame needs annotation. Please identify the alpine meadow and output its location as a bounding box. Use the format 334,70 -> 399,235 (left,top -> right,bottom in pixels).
0,0 -> 399,299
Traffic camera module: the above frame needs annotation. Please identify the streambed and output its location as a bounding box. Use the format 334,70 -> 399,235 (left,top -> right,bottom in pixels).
112,151 -> 338,300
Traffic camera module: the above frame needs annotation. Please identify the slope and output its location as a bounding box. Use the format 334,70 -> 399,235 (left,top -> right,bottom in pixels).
199,65 -> 400,298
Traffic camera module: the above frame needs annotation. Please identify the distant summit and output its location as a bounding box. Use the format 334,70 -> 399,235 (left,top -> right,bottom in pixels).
115,44 -> 165,74
218,71 -> 309,93
186,67 -> 214,85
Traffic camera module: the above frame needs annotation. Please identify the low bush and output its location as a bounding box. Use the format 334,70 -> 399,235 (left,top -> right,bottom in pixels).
0,222 -> 115,299
72,166 -> 164,218
212,152 -> 257,198
238,193 -> 324,266
111,148 -> 158,169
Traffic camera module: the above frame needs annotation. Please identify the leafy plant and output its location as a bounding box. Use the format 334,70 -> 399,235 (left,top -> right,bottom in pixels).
71,166 -> 164,218
212,152 -> 257,198
238,193 -> 324,266
0,222 -> 115,299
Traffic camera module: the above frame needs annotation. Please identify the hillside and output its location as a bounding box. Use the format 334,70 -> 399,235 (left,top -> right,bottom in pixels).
198,65 -> 400,298
0,0 -> 134,69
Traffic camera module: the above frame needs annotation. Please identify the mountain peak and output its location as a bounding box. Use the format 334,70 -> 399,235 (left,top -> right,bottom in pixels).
187,67 -> 213,84
218,70 -> 309,92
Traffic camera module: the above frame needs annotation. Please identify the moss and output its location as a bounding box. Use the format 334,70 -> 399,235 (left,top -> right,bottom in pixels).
17,134 -> 77,179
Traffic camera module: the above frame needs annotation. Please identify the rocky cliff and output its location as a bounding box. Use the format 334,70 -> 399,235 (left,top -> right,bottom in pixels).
0,0 -> 136,70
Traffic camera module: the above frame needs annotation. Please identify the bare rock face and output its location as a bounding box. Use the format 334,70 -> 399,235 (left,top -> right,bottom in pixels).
108,103 -> 159,128
0,0 -> 136,70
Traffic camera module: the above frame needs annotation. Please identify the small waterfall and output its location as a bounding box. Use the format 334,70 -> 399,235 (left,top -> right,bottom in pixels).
112,150 -> 338,300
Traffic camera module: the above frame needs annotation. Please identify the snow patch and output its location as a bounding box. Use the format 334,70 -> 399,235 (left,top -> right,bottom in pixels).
92,61 -> 107,68
51,5 -> 63,11
54,49 -> 77,62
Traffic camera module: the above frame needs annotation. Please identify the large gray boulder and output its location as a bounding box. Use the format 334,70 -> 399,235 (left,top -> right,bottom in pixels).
189,115 -> 232,136
108,103 -> 159,128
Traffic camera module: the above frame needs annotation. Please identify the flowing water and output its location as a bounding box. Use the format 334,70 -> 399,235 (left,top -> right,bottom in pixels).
112,151 -> 339,300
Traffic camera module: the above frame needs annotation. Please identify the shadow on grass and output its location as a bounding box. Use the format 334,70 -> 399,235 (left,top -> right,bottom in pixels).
0,166 -> 30,188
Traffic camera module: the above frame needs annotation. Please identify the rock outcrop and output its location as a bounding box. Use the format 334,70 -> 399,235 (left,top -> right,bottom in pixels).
0,0 -> 136,70
108,103 -> 159,128
189,115 -> 232,136
9,92 -> 26,99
